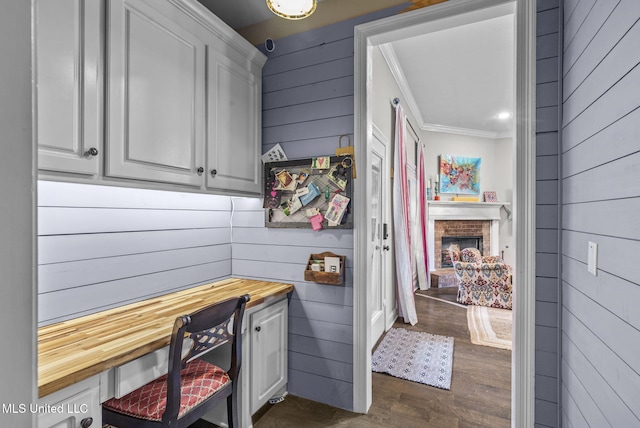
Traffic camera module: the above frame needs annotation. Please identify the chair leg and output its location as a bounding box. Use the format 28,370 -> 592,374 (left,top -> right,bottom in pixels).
227,393 -> 237,428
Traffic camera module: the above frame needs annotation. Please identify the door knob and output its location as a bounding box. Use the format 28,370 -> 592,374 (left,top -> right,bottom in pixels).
80,417 -> 93,427
210,169 -> 218,178
197,167 -> 204,176
383,245 -> 390,251
255,326 -> 261,332
84,147 -> 98,157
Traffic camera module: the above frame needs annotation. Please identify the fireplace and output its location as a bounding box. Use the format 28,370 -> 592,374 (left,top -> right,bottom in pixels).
441,235 -> 483,267
427,201 -> 503,280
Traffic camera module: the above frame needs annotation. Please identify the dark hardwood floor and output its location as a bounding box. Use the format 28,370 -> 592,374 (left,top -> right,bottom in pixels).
249,287 -> 511,428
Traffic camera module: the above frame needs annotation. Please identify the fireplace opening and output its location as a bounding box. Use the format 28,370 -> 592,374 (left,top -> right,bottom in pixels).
441,236 -> 483,267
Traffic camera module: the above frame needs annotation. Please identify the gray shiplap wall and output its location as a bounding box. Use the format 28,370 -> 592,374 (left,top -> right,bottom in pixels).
535,1 -> 562,427
37,181 -> 233,326
561,0 -> 640,426
244,6 -> 406,411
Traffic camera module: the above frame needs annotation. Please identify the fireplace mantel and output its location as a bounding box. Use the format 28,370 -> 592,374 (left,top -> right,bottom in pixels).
427,201 -> 508,220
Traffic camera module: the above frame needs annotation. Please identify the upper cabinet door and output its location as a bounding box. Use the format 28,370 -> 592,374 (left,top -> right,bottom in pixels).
105,0 -> 205,187
35,0 -> 102,176
206,50 -> 262,195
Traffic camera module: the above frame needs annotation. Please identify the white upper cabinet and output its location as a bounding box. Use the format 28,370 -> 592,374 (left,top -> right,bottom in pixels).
206,49 -> 262,194
35,0 -> 102,176
35,0 -> 266,196
105,0 -> 206,187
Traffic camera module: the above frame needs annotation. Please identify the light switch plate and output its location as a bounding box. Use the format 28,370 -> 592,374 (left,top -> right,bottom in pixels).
588,241 -> 598,276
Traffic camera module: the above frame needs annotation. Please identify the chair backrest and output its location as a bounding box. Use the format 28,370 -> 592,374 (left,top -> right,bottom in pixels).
164,294 -> 250,423
448,244 -> 461,265
460,247 -> 482,264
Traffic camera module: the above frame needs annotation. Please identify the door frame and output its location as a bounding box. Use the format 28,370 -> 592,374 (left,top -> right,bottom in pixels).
352,1 -> 536,427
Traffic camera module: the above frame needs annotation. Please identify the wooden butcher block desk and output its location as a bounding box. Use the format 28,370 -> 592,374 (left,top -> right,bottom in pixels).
38,278 -> 294,398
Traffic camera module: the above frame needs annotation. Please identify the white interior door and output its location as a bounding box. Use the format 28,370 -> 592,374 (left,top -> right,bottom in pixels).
370,128 -> 393,346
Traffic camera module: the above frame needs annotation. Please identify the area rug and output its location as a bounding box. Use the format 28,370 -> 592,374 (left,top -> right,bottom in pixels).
467,305 -> 512,350
371,328 -> 454,390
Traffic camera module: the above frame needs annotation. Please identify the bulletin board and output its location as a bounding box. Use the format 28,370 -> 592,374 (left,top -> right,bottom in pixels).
263,155 -> 353,229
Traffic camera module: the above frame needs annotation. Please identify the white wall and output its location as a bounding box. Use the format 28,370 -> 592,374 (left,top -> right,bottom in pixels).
423,131 -> 515,263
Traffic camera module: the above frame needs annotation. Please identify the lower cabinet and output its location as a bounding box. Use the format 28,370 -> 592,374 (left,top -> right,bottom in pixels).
38,375 -> 101,428
250,298 -> 288,414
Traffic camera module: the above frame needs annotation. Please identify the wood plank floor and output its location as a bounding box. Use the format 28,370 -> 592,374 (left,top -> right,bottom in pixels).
193,287 -> 511,428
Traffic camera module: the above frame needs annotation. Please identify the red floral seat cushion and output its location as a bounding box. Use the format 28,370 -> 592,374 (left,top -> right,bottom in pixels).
103,359 -> 230,421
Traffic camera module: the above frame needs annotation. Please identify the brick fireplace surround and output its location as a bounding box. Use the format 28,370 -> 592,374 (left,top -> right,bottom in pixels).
434,220 -> 491,269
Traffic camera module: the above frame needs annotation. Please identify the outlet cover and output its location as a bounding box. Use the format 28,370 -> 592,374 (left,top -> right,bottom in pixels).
588,241 -> 598,276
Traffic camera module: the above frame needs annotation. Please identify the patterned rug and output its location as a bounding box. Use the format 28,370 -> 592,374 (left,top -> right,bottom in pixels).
371,328 -> 454,390
467,305 -> 512,350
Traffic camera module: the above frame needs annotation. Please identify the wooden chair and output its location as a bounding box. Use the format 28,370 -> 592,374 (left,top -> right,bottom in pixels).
102,294 -> 251,428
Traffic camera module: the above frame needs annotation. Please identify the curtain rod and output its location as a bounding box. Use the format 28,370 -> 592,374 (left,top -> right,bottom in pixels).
392,98 -> 421,143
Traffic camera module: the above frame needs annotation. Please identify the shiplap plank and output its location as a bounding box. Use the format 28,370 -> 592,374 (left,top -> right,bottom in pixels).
535,325 -> 558,353
562,58 -> 640,150
538,0 -> 559,13
564,0 -> 635,88
536,204 -> 559,229
562,106 -> 640,178
536,155 -> 559,180
535,301 -> 558,328
562,256 -> 640,329
537,8 -> 560,36
535,399 -> 560,428
39,207 -> 230,235
262,76 -> 353,110
563,309 -> 640,419
536,350 -> 559,378
278,137 -> 346,159
537,82 -> 560,107
537,229 -> 559,253
289,351 -> 353,383
535,277 -> 559,303
288,333 -> 352,364
232,227 -> 354,249
38,228 -> 231,264
291,281 -> 354,307
262,37 -> 354,77
289,316 -> 353,345
233,258 -> 353,285
564,0 -> 580,25
563,282 -> 640,375
37,181 -> 232,210
564,21 -> 640,124
233,242 -> 354,268
289,299 -> 353,325
262,115 -> 354,145
229,196 -> 262,211
560,384 -> 587,428
536,252 -> 559,278
563,198 -> 640,240
560,356 -> 611,428
536,132 -> 560,156
535,374 -> 558,402
562,328 -> 639,425
537,32 -> 560,60
263,96 -> 354,127
537,57 -> 559,84
287,369 -> 353,411
562,230 -> 640,285
564,0 -> 598,48
563,151 -> 640,203
263,57 -> 353,93
536,106 -> 560,132
39,245 -> 230,293
536,180 -> 559,206
39,261 -> 231,325
230,210 -> 265,228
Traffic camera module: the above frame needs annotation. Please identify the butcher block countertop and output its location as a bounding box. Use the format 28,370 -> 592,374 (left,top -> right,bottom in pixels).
38,278 -> 294,398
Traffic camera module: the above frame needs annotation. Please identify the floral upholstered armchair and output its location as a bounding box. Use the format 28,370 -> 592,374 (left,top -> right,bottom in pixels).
448,244 -> 513,310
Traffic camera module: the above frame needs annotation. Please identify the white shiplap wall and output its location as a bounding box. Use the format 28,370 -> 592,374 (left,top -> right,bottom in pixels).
37,181 -> 233,326
561,0 -> 640,426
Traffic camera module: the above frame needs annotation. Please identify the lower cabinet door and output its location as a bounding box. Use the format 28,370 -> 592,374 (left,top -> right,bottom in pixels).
250,298 -> 288,414
38,376 -> 100,428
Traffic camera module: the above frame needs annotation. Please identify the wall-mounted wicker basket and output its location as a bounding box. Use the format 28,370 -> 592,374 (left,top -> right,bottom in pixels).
303,251 -> 345,285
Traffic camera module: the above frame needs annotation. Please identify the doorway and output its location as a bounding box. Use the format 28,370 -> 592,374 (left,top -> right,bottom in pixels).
352,0 -> 537,426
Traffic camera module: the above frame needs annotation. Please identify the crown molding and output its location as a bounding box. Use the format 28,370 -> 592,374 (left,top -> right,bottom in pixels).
422,122 -> 513,139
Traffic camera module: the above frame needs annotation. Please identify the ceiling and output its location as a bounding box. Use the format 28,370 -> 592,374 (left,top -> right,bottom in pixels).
199,1 -> 514,138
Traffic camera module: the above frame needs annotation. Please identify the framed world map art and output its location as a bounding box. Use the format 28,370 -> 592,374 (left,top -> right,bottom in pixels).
439,154 -> 481,194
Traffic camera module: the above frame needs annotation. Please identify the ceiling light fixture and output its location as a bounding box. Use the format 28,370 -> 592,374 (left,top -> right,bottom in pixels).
266,0 -> 317,20
497,112 -> 512,120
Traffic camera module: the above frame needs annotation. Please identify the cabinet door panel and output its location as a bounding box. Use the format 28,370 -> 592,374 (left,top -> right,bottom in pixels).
207,52 -> 261,194
38,379 -> 100,428
106,0 -> 204,186
250,298 -> 287,413
36,0 -> 101,176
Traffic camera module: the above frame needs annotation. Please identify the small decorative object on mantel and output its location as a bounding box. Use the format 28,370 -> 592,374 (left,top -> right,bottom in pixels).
483,191 -> 498,202
304,252 -> 346,285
